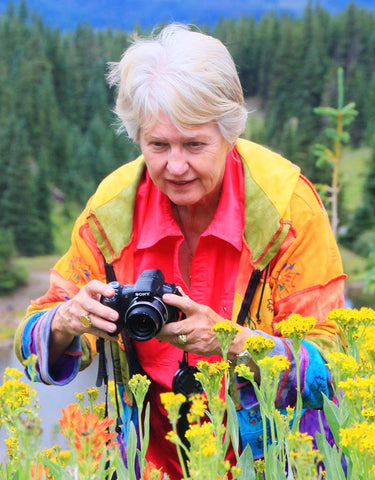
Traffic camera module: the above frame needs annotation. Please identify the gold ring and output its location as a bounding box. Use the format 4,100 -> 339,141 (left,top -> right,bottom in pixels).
79,313 -> 92,329
177,334 -> 187,346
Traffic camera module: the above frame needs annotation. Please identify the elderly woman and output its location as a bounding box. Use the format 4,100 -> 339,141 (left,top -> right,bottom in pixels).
15,24 -> 345,479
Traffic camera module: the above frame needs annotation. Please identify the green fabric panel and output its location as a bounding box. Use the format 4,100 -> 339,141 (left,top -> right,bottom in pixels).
79,336 -> 94,371
242,159 -> 290,269
88,161 -> 145,260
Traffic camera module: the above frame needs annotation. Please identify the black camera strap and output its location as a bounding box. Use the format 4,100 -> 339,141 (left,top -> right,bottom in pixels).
96,259 -> 123,435
237,264 -> 269,327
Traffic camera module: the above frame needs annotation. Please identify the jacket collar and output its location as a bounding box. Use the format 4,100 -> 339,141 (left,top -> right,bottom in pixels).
87,139 -> 300,268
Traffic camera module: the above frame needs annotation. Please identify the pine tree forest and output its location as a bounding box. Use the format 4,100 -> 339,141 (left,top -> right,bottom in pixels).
0,1 -> 375,295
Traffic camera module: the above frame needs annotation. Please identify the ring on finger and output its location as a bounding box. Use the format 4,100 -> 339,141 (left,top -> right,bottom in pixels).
79,313 -> 92,329
177,333 -> 187,346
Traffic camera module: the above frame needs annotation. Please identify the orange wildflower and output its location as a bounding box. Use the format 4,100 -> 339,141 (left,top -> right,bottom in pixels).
142,461 -> 164,480
30,462 -> 50,480
59,403 -> 116,467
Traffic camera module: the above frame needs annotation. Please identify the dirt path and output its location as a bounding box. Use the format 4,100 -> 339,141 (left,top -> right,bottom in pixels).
0,270 -> 51,349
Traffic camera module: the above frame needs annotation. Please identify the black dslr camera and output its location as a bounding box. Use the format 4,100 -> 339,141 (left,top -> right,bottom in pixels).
101,269 -> 182,341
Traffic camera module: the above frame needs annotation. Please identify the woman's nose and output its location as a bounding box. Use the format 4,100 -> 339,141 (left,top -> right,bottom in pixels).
166,147 -> 189,176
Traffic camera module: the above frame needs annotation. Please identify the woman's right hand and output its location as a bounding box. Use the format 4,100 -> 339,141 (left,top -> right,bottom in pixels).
49,280 -> 119,365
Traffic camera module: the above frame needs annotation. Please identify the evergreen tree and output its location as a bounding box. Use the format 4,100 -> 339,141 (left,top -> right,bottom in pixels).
0,228 -> 26,294
33,148 -> 54,253
0,119 -> 43,256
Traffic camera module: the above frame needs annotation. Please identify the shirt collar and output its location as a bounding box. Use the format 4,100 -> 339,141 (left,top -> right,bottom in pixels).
135,148 -> 244,251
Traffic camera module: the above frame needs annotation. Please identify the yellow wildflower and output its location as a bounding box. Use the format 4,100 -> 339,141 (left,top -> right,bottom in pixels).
325,351 -> 359,379
160,392 -> 186,423
87,387 -> 100,402
276,314 -> 317,341
212,319 -> 241,335
5,436 -> 19,459
244,335 -> 275,361
93,403 -> 106,419
360,325 -> 375,367
234,364 -> 254,382
3,367 -> 23,382
340,421 -> 375,454
287,431 -> 323,477
212,319 -> 241,360
195,360 -> 230,401
362,408 -> 375,421
339,375 -> 375,408
75,391 -> 85,404
129,374 -> 151,407
231,466 -> 242,478
254,459 -> 265,474
185,422 -> 218,458
187,394 -> 207,423
258,355 -> 290,379
165,430 -> 180,444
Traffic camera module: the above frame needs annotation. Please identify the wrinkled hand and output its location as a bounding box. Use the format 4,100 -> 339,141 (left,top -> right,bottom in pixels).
157,291 -> 250,359
49,280 -> 119,365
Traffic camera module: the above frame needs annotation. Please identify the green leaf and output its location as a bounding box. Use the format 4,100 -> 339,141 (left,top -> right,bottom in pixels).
226,393 -> 240,453
42,458 -> 70,479
239,444 -> 255,480
322,395 -> 342,444
315,431 -> 347,480
142,402 -> 150,456
128,422 -> 138,480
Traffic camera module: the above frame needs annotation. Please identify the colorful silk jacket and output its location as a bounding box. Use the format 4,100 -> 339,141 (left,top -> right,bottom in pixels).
15,138 -> 346,463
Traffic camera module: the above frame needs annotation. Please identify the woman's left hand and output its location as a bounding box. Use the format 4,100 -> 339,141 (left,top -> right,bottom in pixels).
157,292 -> 250,359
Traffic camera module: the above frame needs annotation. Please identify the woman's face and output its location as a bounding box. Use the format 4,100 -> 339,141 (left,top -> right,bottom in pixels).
139,113 -> 232,209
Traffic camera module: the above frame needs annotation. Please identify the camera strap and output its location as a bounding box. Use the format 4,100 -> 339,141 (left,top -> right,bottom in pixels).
96,259 -> 123,434
237,264 -> 269,327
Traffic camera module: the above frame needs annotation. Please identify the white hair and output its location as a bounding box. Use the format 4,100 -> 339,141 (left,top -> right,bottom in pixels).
107,24 -> 248,143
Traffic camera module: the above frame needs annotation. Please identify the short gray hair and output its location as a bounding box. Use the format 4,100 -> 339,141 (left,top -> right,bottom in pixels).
107,24 -> 248,143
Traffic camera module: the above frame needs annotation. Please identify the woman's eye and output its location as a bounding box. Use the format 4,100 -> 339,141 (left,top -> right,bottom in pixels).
152,142 -> 167,149
187,142 -> 203,150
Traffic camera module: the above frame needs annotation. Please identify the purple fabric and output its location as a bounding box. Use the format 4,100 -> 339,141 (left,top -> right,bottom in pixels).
24,306 -> 82,385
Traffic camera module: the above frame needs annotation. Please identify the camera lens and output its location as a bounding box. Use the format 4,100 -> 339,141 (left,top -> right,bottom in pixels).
125,297 -> 168,341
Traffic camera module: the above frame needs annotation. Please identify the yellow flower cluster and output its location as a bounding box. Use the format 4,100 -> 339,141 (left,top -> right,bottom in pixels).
327,307 -> 375,332
258,355 -> 290,379
42,445 -> 72,468
276,314 -> 317,341
187,394 -> 207,424
212,320 -> 241,335
0,368 -> 39,427
87,387 -> 100,402
287,431 -> 323,475
4,436 -> 19,459
234,363 -> 254,382
129,373 -> 151,407
160,392 -> 186,423
362,407 -> 375,421
361,325 -> 375,365
340,421 -> 375,454
325,351 -> 359,379
196,360 -> 230,377
244,335 -> 275,360
339,374 -> 375,408
185,422 -> 217,457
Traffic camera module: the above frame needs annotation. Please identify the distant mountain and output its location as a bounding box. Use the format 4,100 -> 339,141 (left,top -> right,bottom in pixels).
0,0 -> 374,31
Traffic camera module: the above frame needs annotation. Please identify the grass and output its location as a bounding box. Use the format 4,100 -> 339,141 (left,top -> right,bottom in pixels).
15,254 -> 60,272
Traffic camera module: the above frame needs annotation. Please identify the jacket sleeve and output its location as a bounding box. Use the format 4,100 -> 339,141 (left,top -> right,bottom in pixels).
14,202 -> 106,384
270,175 -> 346,356
237,175 -> 346,410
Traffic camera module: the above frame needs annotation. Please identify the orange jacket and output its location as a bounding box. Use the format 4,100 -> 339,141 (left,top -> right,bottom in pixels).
15,138 -> 346,393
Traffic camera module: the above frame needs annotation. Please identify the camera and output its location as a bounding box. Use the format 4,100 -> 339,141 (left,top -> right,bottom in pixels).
101,269 -> 182,341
